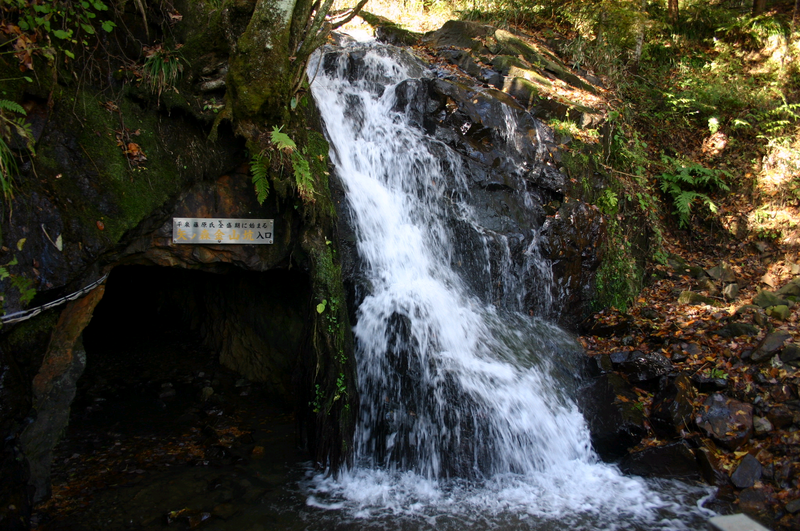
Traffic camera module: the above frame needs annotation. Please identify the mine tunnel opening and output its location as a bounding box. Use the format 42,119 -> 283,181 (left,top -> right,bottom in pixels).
79,264 -> 312,426
43,264 -> 316,526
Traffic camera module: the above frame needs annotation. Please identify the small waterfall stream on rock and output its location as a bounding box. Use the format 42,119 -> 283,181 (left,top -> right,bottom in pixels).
306,42 -> 714,530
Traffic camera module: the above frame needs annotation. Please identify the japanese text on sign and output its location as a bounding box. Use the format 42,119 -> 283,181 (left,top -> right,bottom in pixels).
173,218 -> 274,244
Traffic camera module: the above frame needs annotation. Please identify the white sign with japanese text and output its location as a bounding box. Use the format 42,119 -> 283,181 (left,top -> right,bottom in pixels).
172,218 -> 274,244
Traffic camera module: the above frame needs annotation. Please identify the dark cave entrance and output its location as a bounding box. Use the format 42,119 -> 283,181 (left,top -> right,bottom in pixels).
40,265 -> 315,528
34,264 -> 318,531
76,263 -> 312,435
83,264 -> 311,397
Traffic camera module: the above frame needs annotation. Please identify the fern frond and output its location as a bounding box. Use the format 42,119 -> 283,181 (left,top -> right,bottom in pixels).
291,151 -> 315,205
0,100 -> 26,115
250,152 -> 270,205
0,136 -> 17,201
271,125 -> 296,153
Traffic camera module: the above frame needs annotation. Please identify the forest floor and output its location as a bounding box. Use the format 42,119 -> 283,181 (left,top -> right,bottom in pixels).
578,219 -> 800,530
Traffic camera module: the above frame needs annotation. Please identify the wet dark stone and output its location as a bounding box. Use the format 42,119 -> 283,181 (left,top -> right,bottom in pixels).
696,446 -> 727,486
730,454 -> 762,489
578,312 -> 631,338
682,342 -> 703,356
584,354 -> 613,377
578,373 -> 647,460
618,441 -> 700,480
650,373 -> 696,438
786,499 -> 800,513
717,322 -> 760,338
609,351 -> 631,365
738,487 -> 768,515
751,332 -> 791,363
770,383 -> 795,403
767,405 -> 794,429
618,351 -> 673,386
691,374 -> 729,393
753,290 -> 789,309
695,393 -> 754,451
781,343 -> 800,367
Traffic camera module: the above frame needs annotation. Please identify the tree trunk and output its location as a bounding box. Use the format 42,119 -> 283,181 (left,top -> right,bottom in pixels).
668,0 -> 679,22
633,0 -> 647,73
752,0 -> 768,16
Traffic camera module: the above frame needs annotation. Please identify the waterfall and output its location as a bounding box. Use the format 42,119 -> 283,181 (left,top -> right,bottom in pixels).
307,42 -> 711,530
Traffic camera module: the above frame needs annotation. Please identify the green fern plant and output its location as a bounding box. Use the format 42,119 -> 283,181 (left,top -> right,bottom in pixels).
0,99 -> 36,202
291,150 -> 314,204
657,157 -> 730,228
249,126 -> 315,206
250,152 -> 270,205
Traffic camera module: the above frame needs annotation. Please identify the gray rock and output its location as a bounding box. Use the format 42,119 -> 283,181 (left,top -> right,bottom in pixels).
717,322 -> 760,338
751,332 -> 791,362
695,393 -> 753,450
609,350 -> 631,364
786,499 -> 800,514
678,291 -> 717,306
723,283 -> 739,301
776,278 -> 800,297
201,387 -> 214,401
709,514 -> 770,531
753,416 -> 773,435
738,487 -> 768,515
421,20 -> 495,51
699,278 -> 721,296
753,290 -> 789,309
618,351 -> 673,385
706,262 -> 736,283
781,343 -> 800,367
766,305 -> 790,320
730,454 -> 762,489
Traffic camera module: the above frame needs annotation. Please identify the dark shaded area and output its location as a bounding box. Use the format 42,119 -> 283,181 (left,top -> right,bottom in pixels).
33,264 -> 318,529
84,264 -> 310,406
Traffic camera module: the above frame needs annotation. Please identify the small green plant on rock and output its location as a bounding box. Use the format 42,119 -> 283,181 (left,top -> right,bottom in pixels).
142,44 -> 185,100
0,99 -> 35,203
250,125 -> 316,206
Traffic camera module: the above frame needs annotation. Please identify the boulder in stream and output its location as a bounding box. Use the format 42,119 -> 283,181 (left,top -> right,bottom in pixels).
578,373 -> 647,460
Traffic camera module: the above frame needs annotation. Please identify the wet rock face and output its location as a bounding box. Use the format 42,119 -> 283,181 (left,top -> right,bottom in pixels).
328,45 -> 604,326
578,373 -> 647,459
542,200 -> 606,322
619,441 -> 701,480
650,373 -> 696,438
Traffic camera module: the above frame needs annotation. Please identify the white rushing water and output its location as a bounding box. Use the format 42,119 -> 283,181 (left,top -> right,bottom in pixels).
306,42 -> 713,530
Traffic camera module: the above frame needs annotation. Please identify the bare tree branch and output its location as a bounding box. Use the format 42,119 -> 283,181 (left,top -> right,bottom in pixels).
330,0 -> 370,30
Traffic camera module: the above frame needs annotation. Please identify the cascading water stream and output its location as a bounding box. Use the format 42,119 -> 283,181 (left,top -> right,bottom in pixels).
306,41 -> 713,530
